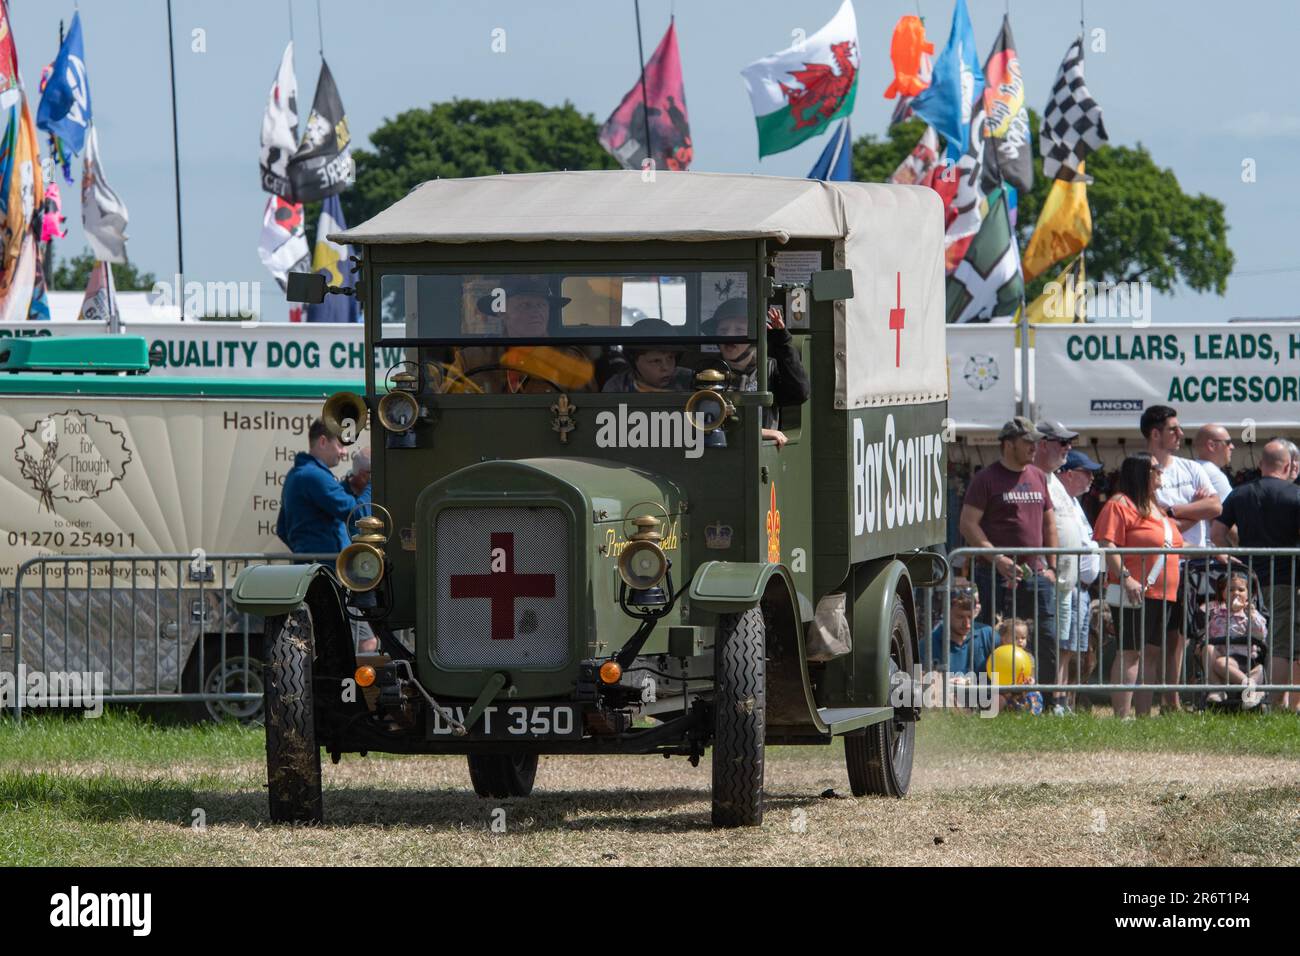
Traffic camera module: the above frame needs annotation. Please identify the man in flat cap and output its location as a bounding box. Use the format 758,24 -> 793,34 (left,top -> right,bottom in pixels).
959,417 -> 1060,691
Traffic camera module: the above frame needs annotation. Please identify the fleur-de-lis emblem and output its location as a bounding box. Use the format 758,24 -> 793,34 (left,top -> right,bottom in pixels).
550,394 -> 576,444
766,482 -> 781,564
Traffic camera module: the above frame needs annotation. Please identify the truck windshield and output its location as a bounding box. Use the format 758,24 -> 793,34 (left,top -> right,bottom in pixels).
376,269 -> 755,395
378,269 -> 752,342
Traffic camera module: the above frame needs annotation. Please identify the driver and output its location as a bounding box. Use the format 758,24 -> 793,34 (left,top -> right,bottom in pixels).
710,297 -> 809,448
601,318 -> 695,392
449,276 -> 595,393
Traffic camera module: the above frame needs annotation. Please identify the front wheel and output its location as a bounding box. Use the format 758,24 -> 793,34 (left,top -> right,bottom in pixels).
467,753 -> 539,798
711,606 -> 766,827
845,593 -> 916,798
264,608 -> 323,823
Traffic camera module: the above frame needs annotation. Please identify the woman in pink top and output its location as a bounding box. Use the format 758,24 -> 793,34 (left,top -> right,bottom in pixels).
1093,452 -> 1184,718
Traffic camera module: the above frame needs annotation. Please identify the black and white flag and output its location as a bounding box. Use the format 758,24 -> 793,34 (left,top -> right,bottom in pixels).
284,60 -> 355,202
1039,37 -> 1107,183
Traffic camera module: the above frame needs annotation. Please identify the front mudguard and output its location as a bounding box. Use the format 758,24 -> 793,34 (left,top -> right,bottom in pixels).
232,563 -> 332,617
688,560 -> 825,733
232,564 -> 356,683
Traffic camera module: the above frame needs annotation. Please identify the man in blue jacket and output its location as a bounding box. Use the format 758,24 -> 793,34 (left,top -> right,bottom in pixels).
276,419 -> 371,554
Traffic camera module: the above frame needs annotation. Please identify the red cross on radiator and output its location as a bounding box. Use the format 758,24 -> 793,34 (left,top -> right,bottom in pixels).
449,532 -> 555,640
888,272 -> 905,368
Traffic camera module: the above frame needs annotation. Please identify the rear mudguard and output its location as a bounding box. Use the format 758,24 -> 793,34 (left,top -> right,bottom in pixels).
836,558 -> 917,708
688,560 -> 828,735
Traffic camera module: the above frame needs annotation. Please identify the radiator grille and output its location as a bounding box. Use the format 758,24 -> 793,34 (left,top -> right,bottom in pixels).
434,506 -> 569,668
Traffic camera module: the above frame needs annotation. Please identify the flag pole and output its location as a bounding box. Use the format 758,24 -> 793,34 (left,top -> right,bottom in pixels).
165,0 -> 185,317
633,0 -> 653,163
41,18 -> 66,284
633,0 -> 663,318
1079,0 -> 1087,314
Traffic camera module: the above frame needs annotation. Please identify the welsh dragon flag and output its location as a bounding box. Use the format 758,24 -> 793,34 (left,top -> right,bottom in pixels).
741,0 -> 858,158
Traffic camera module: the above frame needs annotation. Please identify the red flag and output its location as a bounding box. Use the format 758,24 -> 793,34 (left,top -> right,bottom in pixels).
598,21 -> 692,171
0,0 -> 19,96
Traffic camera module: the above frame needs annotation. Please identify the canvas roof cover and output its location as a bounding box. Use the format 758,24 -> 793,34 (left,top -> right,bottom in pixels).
335,171 -> 947,409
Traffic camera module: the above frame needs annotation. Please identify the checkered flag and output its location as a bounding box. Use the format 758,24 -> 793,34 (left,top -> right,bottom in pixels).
1040,36 -> 1108,183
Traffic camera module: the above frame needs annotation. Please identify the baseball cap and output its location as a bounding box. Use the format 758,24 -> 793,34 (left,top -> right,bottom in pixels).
1060,449 -> 1103,473
1035,419 -> 1080,442
998,416 -> 1043,441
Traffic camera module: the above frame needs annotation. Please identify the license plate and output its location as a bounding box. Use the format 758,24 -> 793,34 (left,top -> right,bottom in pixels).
430,703 -> 581,739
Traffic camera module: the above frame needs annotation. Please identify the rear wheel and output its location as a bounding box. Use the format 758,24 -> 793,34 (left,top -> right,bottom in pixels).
467,753 -> 539,798
264,608 -> 323,824
846,593 -> 915,798
711,606 -> 766,827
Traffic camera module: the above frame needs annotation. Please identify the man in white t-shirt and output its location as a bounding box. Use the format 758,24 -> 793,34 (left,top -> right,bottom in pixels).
1141,405 -> 1223,711
1192,425 -> 1234,536
1033,420 -> 1080,714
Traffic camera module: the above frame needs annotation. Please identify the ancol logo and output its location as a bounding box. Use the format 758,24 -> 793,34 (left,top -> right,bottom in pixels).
595,405 -> 704,460
852,414 -> 944,535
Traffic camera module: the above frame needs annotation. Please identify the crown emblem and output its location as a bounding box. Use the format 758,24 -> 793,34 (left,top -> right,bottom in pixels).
704,522 -> 733,550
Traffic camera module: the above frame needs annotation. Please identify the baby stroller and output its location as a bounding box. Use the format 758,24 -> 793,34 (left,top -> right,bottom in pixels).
1185,559 -> 1271,712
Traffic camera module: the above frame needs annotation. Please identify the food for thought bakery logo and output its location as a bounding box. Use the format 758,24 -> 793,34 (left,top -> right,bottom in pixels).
16,411 -> 132,511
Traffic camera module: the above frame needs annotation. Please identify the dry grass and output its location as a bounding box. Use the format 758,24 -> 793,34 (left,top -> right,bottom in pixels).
6,745 -> 1296,867
5,710 -> 1297,866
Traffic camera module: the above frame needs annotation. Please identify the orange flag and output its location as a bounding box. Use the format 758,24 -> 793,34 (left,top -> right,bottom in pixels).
883,15 -> 934,99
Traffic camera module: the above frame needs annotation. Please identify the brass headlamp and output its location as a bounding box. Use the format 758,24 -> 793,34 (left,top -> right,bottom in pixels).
337,504 -> 393,592
377,370 -> 421,434
685,369 -> 734,434
616,505 -> 670,595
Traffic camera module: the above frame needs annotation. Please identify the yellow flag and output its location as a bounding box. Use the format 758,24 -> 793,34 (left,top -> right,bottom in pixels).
1015,256 -> 1086,345
1026,256 -> 1086,324
1022,163 -> 1091,283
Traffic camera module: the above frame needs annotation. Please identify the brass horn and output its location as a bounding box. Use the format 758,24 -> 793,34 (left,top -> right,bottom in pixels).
322,391 -> 369,445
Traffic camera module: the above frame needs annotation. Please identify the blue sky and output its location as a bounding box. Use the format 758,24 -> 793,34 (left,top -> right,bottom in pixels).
16,0 -> 1299,321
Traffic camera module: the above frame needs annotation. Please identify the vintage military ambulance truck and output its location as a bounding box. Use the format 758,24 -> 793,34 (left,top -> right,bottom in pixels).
233,171 -> 949,827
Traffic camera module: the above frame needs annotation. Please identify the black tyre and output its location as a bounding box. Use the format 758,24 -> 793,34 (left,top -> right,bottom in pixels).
846,593 -> 915,798
180,635 -> 265,725
467,753 -> 539,798
264,608 -> 323,824
711,605 -> 766,827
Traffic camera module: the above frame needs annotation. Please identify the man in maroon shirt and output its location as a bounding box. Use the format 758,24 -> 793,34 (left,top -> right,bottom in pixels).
959,417 -> 1061,688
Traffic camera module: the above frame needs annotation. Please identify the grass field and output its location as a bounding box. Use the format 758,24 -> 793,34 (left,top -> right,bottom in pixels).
1,710 -> 1296,866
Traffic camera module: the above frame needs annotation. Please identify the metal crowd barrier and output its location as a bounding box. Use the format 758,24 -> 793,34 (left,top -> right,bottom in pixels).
914,546 -> 1300,712
3,552 -> 337,722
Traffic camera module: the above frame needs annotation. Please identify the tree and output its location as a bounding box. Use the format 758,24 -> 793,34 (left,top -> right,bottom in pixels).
851,113 -> 1235,300
49,250 -> 158,292
344,98 -> 618,227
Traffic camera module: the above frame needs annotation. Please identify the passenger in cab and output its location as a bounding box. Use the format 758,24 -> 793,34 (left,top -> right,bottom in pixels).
451,276 -> 595,393
601,318 -> 695,392
709,298 -> 810,448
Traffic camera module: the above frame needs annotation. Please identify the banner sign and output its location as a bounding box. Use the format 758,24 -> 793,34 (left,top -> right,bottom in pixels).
0,321 -> 403,380
0,395 -> 370,588
946,322 -> 1017,431
1035,324 -> 1300,429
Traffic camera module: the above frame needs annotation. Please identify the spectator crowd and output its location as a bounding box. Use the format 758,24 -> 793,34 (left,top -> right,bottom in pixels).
936,405 -> 1300,716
